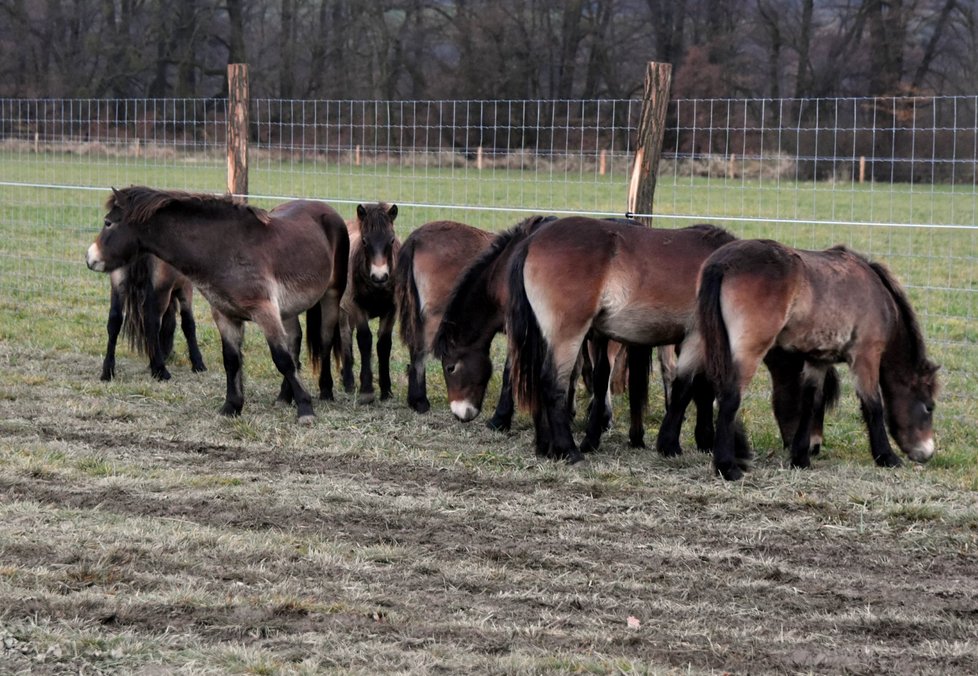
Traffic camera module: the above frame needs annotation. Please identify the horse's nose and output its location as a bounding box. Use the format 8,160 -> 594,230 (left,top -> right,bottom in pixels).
450,399 -> 480,422
909,436 -> 935,463
369,263 -> 390,283
86,243 -> 106,272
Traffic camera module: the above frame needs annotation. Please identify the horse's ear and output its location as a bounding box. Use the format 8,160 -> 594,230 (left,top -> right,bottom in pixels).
356,204 -> 366,220
387,204 -> 398,221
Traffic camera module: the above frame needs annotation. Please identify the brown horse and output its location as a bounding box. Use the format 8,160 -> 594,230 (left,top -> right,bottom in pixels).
434,215 -> 693,445
687,239 -> 939,480
507,217 -> 739,463
340,203 -> 400,404
86,186 -> 349,422
395,220 -> 495,414
100,253 -> 206,381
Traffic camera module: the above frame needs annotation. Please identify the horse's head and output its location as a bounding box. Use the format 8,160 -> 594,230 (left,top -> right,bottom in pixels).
86,187 -> 143,273
882,359 -> 940,463
354,203 -> 398,285
435,335 -> 494,423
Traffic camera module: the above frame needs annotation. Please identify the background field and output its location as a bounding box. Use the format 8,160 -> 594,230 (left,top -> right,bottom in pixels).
1,144 -> 978,672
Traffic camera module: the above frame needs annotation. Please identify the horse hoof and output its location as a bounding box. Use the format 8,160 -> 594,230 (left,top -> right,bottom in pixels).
219,404 -> 242,417
100,372 -> 114,382
656,442 -> 682,458
153,368 -> 172,381
716,463 -> 744,481
319,391 -> 334,401
358,392 -> 376,405
790,456 -> 811,470
565,452 -> 585,465
409,399 -> 430,414
629,433 -> 646,449
192,364 -> 207,373
579,438 -> 599,454
486,416 -> 511,433
380,390 -> 392,401
876,454 -> 903,468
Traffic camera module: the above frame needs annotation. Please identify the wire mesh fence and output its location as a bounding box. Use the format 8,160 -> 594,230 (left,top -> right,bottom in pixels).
1,94 -> 976,415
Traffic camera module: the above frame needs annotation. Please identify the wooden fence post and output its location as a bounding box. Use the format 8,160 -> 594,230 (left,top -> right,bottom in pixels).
627,62 -> 672,225
227,63 -> 249,202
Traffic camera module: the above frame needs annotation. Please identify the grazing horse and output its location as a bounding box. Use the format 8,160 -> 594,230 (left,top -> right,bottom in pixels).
340,203 -> 400,404
507,217 -> 739,463
686,239 -> 938,480
434,215 -> 687,445
395,220 -> 495,413
100,253 -> 206,381
432,215 -> 557,431
86,186 -> 349,422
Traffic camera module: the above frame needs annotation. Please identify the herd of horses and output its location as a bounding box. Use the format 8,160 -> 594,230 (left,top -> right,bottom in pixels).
86,186 -> 940,480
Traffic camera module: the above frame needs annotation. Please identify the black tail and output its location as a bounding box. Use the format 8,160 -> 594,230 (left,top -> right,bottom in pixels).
120,254 -> 155,355
697,262 -> 735,391
823,365 -> 841,411
395,237 -> 423,354
507,246 -> 547,414
306,302 -> 323,373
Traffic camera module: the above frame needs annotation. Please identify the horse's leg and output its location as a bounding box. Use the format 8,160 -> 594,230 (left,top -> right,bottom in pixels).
657,344 -> 677,409
626,345 -> 651,448
160,302 -> 177,362
487,352 -> 514,432
340,311 -> 356,395
101,286 -> 123,381
377,310 -> 395,400
317,290 -> 343,401
176,289 -> 207,373
406,342 -> 430,413
655,373 -> 697,457
355,318 -> 376,404
213,311 -> 246,417
542,343 -> 584,464
788,365 -> 824,469
713,382 -> 745,480
276,315 -> 303,406
581,335 -> 611,454
253,306 -> 314,422
144,290 -> 171,381
691,372 -> 716,452
851,352 -> 902,468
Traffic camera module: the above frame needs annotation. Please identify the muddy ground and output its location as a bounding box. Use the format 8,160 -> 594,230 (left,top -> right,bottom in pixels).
1,342 -> 976,674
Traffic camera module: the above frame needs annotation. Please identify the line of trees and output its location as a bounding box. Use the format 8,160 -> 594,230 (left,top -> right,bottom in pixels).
1,0 -> 974,101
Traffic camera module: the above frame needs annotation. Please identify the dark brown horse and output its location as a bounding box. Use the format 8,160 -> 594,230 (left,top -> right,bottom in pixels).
395,220 -> 495,414
86,186 -> 349,422
100,253 -> 206,381
507,217 -> 739,462
432,215 -> 556,430
689,239 -> 938,480
340,203 -> 400,404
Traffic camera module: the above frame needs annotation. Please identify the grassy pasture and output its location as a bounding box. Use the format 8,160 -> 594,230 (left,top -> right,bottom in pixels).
1,152 -> 977,673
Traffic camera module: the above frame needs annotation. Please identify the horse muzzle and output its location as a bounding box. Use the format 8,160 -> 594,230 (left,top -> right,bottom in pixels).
450,399 -> 480,423
86,243 -> 106,272
369,263 -> 390,284
906,436 -> 935,463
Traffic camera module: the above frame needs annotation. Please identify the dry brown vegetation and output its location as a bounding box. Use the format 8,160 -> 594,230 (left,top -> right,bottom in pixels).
1,338 -> 977,675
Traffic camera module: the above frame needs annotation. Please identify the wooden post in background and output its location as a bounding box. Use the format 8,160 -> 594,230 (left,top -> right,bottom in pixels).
227,64 -> 249,202
627,62 -> 672,225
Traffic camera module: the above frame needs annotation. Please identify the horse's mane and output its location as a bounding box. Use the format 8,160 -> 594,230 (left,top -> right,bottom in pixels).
865,256 -> 930,369
432,214 -> 556,358
107,186 -> 270,226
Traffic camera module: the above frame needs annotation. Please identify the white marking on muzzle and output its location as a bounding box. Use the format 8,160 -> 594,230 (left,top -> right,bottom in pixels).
86,242 -> 106,272
370,262 -> 390,282
450,399 -> 479,422
910,436 -> 935,463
